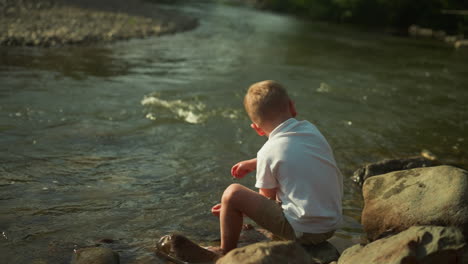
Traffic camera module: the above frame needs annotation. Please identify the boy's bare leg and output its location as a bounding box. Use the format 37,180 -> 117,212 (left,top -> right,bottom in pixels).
220,183 -> 269,253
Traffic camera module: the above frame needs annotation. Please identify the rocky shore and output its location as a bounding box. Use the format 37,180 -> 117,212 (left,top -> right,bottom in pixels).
408,24 -> 468,49
217,161 -> 468,264
0,0 -> 198,47
72,157 -> 468,263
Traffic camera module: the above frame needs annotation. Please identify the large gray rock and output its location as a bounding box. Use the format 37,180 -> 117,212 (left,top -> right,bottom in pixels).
361,165 -> 468,241
216,241 -> 309,264
216,240 -> 339,264
337,226 -> 466,264
71,247 -> 119,264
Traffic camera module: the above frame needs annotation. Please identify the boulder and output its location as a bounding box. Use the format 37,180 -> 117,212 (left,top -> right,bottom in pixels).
71,247 -> 119,264
216,240 -> 339,264
361,165 -> 468,241
352,157 -> 434,186
216,241 -> 309,264
155,233 -> 219,263
337,226 -> 466,264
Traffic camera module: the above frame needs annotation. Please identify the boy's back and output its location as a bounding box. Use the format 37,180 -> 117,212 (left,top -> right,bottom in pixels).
255,118 -> 343,234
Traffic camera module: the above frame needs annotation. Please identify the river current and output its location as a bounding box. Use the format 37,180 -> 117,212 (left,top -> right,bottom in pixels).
1,1 -> 467,263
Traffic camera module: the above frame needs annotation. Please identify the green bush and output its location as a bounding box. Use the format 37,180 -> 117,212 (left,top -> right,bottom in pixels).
257,0 -> 467,34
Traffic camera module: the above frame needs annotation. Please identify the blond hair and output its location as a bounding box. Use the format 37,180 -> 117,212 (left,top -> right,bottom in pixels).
244,80 -> 290,125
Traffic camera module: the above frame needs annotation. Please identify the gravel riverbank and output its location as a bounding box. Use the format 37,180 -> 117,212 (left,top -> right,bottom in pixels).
0,0 -> 198,46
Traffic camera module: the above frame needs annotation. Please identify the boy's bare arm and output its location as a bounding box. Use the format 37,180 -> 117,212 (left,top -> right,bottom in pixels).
259,188 -> 277,200
231,158 -> 257,179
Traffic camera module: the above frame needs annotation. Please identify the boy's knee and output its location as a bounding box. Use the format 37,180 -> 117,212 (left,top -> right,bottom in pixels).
222,184 -> 244,204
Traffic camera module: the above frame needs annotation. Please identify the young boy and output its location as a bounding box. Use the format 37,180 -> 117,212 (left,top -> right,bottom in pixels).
211,80 -> 343,255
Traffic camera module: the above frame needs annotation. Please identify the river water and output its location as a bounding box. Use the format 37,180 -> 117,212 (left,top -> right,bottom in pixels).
1,1 -> 467,263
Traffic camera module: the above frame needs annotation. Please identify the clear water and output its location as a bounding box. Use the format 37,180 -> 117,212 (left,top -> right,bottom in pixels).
1,1 -> 467,263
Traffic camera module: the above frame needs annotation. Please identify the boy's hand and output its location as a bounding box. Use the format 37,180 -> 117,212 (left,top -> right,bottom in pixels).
211,203 -> 221,217
231,158 -> 257,179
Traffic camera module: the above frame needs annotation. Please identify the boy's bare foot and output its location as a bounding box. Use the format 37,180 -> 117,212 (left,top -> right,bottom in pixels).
203,245 -> 224,257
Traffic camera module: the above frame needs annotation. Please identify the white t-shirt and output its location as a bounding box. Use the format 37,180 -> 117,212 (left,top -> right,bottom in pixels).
255,118 -> 343,234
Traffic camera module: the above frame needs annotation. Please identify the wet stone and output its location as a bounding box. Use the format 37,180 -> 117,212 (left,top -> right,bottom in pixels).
71,247 -> 120,264
361,165 -> 468,241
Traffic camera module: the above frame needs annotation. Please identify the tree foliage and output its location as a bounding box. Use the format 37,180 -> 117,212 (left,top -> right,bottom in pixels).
257,0 -> 468,34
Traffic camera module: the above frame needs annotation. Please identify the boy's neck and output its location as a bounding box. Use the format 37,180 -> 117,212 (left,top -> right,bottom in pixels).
262,116 -> 293,137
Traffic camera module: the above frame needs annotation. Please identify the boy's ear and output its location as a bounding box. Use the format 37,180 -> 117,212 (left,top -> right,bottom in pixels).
250,123 -> 266,136
289,100 -> 297,117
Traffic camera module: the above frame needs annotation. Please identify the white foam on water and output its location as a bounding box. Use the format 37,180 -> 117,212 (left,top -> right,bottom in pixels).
141,95 -> 206,124
317,82 -> 332,93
